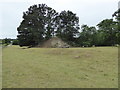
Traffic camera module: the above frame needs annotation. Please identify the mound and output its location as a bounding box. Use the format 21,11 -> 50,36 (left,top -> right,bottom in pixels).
39,37 -> 70,48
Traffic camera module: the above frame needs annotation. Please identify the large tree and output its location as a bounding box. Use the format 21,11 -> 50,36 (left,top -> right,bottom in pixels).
56,10 -> 80,45
97,19 -> 118,45
78,25 -> 97,47
113,9 -> 120,44
17,4 -> 58,47
44,7 -> 58,40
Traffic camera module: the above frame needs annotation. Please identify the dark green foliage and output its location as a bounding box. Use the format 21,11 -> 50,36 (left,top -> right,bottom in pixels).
44,8 -> 58,40
77,9 -> 119,47
17,4 -> 80,47
17,4 -> 119,47
77,18 -> 118,47
97,19 -> 118,46
12,39 -> 19,45
78,25 -> 97,47
2,38 -> 11,46
56,10 -> 80,46
112,9 -> 120,44
17,4 -> 58,47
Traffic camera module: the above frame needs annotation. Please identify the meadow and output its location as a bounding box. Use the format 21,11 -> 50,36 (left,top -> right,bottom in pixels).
2,45 -> 118,88
0,45 -> 2,89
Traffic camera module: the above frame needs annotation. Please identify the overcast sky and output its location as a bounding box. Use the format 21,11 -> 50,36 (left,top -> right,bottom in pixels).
0,0 -> 119,39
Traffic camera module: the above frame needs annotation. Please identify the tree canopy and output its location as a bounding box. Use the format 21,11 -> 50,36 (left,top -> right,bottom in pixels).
17,4 -> 119,47
112,8 -> 120,44
56,10 -> 80,45
17,4 -> 80,47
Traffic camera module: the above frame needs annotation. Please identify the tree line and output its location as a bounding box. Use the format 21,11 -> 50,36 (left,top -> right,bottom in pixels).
77,19 -> 118,47
15,4 -> 120,47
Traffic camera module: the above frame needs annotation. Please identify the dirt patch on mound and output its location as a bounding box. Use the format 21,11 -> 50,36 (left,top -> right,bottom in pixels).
38,37 -> 70,48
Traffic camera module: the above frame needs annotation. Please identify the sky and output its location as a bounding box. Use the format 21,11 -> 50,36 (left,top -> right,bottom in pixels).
0,0 -> 119,39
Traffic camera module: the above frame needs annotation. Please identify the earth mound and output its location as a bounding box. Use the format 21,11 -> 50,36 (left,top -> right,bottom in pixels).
38,37 -> 70,48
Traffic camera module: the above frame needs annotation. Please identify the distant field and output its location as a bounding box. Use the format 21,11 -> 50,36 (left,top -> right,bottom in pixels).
2,45 -> 118,88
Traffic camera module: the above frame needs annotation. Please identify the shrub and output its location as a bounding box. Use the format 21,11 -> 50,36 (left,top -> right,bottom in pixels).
12,39 -> 19,45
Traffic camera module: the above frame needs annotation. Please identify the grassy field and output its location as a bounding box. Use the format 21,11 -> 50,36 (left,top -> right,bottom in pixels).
2,45 -> 118,88
0,46 -> 2,89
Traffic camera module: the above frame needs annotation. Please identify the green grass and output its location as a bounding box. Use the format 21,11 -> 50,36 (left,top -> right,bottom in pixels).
0,46 -> 2,89
2,46 -> 118,88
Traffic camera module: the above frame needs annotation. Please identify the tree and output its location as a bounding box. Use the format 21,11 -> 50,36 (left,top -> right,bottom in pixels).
12,39 -> 19,45
2,38 -> 11,46
56,10 -> 80,46
97,19 -> 118,45
17,4 -> 58,47
44,7 -> 58,40
95,30 -> 107,46
78,25 -> 97,47
113,9 -> 120,44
